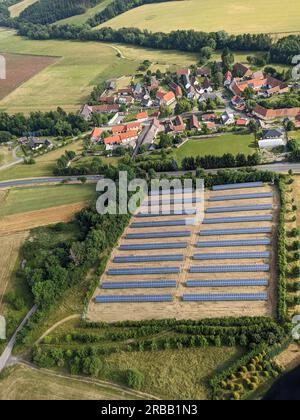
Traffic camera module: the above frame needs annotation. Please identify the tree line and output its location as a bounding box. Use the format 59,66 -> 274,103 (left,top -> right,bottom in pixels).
18,0 -> 102,25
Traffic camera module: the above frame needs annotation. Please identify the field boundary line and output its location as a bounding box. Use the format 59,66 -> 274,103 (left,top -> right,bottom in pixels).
35,314 -> 81,344
17,361 -> 160,400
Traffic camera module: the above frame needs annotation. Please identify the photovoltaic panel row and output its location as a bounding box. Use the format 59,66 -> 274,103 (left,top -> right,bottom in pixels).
120,242 -> 188,250
107,267 -> 181,275
197,239 -> 271,247
209,192 -> 273,202
126,231 -> 191,239
131,219 -> 195,228
136,209 -> 197,217
144,197 -> 201,205
189,265 -> 269,273
182,293 -> 268,301
186,279 -> 268,287
193,252 -> 270,260
212,182 -> 264,191
95,295 -> 173,303
199,227 -> 272,236
114,254 -> 184,263
101,280 -> 177,289
150,188 -> 193,196
205,204 -> 272,213
203,215 -> 272,224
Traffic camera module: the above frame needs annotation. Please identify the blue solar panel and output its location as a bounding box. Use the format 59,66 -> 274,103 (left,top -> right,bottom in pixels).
203,215 -> 272,224
107,267 -> 181,275
209,192 -> 273,202
199,227 -> 272,236
197,239 -> 271,247
186,279 -> 268,287
182,293 -> 268,301
95,294 -> 173,303
137,209 -> 197,217
102,280 -> 177,289
120,242 -> 188,250
150,188 -> 193,196
145,197 -> 201,205
126,231 -> 191,239
193,252 -> 270,260
189,265 -> 269,273
212,182 -> 264,191
131,219 -> 195,228
206,204 -> 272,213
114,254 -> 184,263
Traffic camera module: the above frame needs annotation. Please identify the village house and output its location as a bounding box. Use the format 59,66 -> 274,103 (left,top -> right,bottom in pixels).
118,87 -> 132,96
231,95 -> 246,111
235,118 -> 250,127
135,112 -> 148,122
98,95 -> 116,104
202,113 -> 216,122
177,68 -> 191,77
189,115 -> 200,130
29,138 -> 53,150
204,121 -> 217,130
91,127 -> 103,142
197,67 -> 211,78
258,128 -> 286,149
156,91 -> 176,106
253,104 -> 300,121
80,104 -> 120,119
166,115 -> 186,134
199,77 -> 213,94
224,70 -> 233,87
233,63 -> 253,78
137,118 -> 161,148
221,111 -> 235,125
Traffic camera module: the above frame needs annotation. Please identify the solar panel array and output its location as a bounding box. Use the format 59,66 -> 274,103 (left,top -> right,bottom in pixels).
137,209 -> 197,217
203,215 -> 273,224
144,197 -> 201,205
120,242 -> 188,250
150,188 -> 194,196
102,280 -> 177,289
193,252 -> 270,260
199,227 -> 272,236
182,293 -> 268,301
206,204 -> 272,213
114,254 -> 184,263
212,182 -> 264,191
209,192 -> 273,202
186,279 -> 268,287
126,231 -> 191,239
95,294 -> 173,303
197,239 -> 271,247
189,265 -> 269,273
131,219 -> 195,228
107,267 -> 181,275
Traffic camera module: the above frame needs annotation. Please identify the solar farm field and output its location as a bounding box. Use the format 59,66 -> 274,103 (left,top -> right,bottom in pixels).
87,182 -> 279,322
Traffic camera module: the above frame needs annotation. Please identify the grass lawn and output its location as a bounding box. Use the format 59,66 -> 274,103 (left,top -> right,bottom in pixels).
100,347 -> 243,400
0,139 -> 83,181
173,133 -> 257,163
288,130 -> 300,146
0,145 -> 14,166
0,184 -> 96,217
0,364 -> 145,400
0,29 -> 197,114
8,0 -> 38,17
97,0 -> 300,35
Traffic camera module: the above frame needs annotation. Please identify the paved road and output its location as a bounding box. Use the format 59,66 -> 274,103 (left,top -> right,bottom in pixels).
0,175 -> 102,189
158,162 -> 300,177
0,305 -> 37,372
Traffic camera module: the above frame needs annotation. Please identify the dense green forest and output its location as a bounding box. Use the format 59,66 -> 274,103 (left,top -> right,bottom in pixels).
19,0 -> 103,24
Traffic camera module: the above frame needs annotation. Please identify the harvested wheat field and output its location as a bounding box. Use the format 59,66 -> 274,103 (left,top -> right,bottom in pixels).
87,183 -> 279,322
0,203 -> 86,235
0,231 -> 29,308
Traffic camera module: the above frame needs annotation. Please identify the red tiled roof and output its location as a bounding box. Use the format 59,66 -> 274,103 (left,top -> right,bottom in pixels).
253,105 -> 300,119
236,118 -> 249,126
92,104 -> 119,113
126,121 -> 141,130
119,131 -> 138,141
202,113 -> 216,121
91,127 -> 102,138
233,63 -> 253,77
104,135 -> 121,145
156,91 -> 175,103
135,112 -> 148,120
177,68 -> 190,76
111,125 -> 126,134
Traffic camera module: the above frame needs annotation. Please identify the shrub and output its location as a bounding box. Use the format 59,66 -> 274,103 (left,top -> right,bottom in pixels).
125,368 -> 145,391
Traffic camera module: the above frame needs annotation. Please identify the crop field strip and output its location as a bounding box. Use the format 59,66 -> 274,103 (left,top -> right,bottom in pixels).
87,182 -> 277,321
